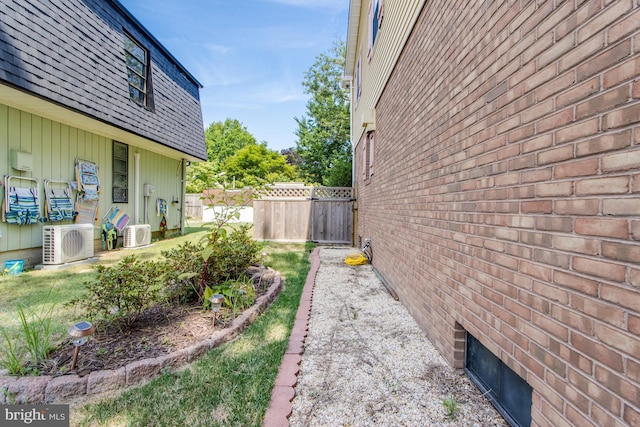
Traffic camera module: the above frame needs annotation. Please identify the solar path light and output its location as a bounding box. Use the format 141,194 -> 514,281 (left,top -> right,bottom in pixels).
68,321 -> 95,369
209,294 -> 224,326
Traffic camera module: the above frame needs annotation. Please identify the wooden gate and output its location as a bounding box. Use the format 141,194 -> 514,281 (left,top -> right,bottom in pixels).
253,185 -> 353,244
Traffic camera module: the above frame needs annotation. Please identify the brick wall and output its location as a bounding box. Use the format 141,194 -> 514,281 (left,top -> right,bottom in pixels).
355,1 -> 640,426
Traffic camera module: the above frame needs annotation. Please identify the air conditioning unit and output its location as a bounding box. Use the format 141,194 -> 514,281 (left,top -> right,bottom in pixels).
42,224 -> 95,265
124,224 -> 151,248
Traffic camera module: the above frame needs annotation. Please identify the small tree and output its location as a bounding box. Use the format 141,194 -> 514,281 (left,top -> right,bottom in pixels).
295,41 -> 352,187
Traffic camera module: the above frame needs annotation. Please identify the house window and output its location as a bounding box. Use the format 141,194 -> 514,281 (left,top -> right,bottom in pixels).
124,33 -> 150,106
355,50 -> 362,106
367,0 -> 384,60
113,142 -> 128,203
466,333 -> 532,427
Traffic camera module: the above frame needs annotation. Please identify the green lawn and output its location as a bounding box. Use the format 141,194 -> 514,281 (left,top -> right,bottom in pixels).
72,242 -> 313,427
0,228 -> 313,426
0,224 -> 211,345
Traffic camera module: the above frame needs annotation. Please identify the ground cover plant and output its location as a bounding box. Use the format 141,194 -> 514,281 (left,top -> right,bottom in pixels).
72,242 -> 313,427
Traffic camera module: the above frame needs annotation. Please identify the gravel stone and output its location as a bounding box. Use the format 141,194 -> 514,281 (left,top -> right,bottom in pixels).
289,247 -> 508,427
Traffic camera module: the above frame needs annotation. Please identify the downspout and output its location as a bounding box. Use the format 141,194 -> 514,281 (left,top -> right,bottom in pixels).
180,159 -> 187,235
134,152 -> 140,224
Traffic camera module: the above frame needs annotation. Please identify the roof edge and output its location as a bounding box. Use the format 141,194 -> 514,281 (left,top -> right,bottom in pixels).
344,0 -> 362,78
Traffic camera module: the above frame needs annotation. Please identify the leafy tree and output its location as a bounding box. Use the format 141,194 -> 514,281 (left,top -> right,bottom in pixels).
295,41 -> 352,187
223,144 -> 297,188
186,119 -> 258,193
205,119 -> 257,165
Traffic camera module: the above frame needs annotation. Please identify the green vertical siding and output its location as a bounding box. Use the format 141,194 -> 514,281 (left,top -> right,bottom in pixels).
0,104 -> 184,256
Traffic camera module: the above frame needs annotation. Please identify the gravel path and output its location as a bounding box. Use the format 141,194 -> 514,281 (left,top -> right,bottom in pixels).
288,247 -> 508,427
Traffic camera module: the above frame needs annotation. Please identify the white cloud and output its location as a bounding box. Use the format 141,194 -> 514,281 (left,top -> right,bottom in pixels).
205,43 -> 232,55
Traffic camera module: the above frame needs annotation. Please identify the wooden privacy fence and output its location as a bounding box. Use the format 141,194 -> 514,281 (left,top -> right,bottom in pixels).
253,185 -> 353,244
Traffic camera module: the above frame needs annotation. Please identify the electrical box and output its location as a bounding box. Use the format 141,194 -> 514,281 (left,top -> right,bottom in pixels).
143,184 -> 155,197
11,150 -> 33,172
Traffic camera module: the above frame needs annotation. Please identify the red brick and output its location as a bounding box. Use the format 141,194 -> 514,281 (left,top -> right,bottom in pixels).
603,198 -> 640,215
572,256 -> 627,281
601,284 -> 640,312
521,200 -> 552,213
575,218 -> 629,239
531,312 -> 569,341
532,280 -> 568,304
559,32 -> 605,73
555,199 -> 600,215
575,129 -> 631,157
533,248 -> 570,268
554,158 -> 599,178
576,176 -> 630,195
602,241 -> 640,263
522,167 -> 553,183
557,76 -> 601,108
571,295 -> 625,328
624,405 -> 640,427
570,334 -> 624,372
576,86 -> 630,120
604,102 -> 640,130
522,134 -> 553,153
577,40 -> 632,81
537,107 -> 574,133
530,342 -> 567,377
537,71 -> 576,102
518,290 -> 550,314
520,97 -> 553,124
602,148 -> 640,172
577,0 -> 633,43
595,364 -> 640,403
550,304 -> 596,335
553,235 -> 600,256
555,271 -> 600,297
607,5 -> 640,44
538,144 -> 574,165
556,0 -> 601,39
535,216 -> 573,232
604,55 -> 640,89
567,369 -> 623,416
633,220 -> 640,240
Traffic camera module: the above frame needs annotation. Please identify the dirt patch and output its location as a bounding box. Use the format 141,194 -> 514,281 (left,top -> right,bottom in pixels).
38,267 -> 277,377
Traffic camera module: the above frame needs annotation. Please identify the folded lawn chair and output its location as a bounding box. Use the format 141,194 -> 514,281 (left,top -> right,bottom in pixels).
75,158 -> 100,225
44,179 -> 76,222
101,206 -> 130,250
2,176 -> 40,225
103,205 -> 130,232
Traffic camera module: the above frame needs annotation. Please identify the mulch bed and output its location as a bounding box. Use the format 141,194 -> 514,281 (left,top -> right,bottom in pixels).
37,266 -> 276,377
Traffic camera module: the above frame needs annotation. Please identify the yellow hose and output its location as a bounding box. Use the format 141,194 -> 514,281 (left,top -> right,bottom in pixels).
344,252 -> 370,266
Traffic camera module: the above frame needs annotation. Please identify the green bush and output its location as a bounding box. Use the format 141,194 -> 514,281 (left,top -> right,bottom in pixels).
69,255 -> 166,328
204,224 -> 262,285
161,241 -> 205,304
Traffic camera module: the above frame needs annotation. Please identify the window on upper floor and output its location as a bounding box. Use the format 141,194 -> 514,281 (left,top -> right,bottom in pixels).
124,32 -> 152,108
355,50 -> 362,106
113,141 -> 128,203
367,0 -> 384,60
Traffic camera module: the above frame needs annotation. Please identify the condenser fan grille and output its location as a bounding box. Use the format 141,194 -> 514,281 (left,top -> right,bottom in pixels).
62,229 -> 85,258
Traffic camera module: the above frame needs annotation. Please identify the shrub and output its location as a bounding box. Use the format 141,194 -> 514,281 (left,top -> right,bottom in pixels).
69,255 -> 166,328
161,241 -> 205,304
204,224 -> 262,285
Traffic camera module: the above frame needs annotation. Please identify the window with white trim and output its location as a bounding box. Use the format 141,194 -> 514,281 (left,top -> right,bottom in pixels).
367,0 -> 384,60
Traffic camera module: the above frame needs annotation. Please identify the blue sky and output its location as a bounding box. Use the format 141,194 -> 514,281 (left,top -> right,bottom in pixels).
119,0 -> 349,152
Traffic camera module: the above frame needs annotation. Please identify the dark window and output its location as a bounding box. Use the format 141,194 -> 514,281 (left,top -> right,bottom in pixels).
466,334 -> 532,427
113,142 -> 128,203
124,33 -> 149,106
